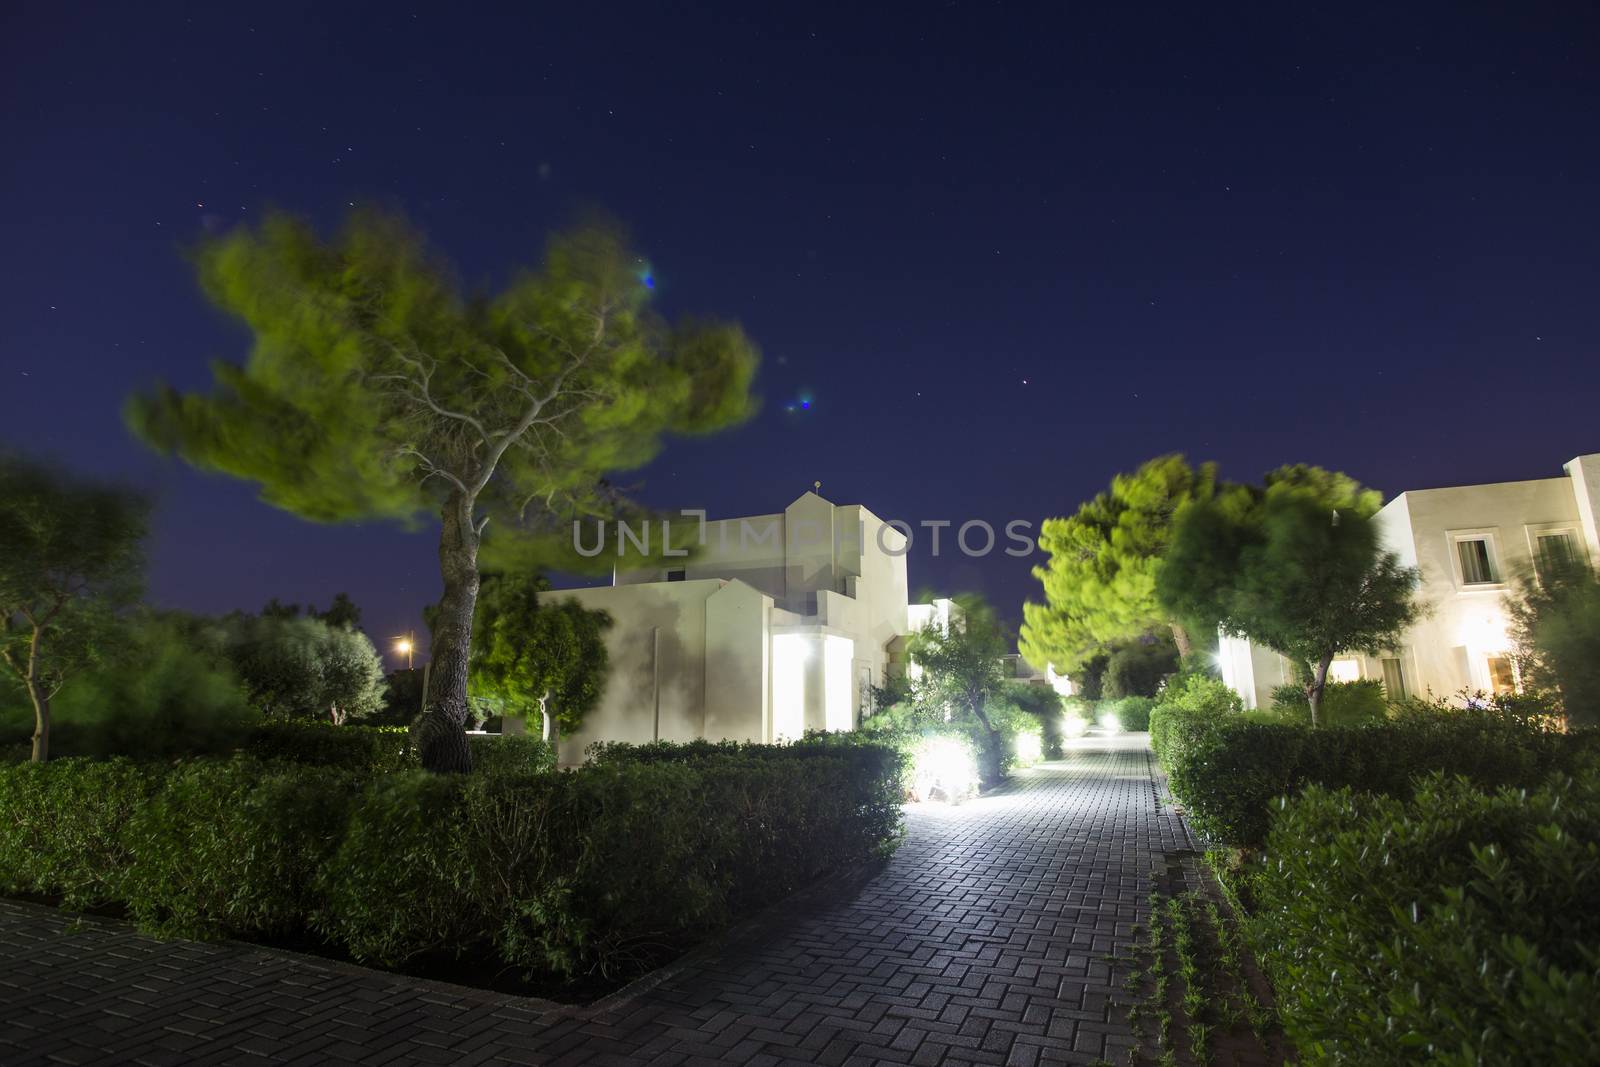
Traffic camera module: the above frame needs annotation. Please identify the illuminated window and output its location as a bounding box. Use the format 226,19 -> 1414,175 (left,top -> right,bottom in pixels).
1328,658 -> 1361,683
1456,538 -> 1496,585
1487,656 -> 1517,696
824,635 -> 854,732
666,569 -> 686,582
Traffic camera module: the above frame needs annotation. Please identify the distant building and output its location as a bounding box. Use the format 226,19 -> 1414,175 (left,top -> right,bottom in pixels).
1220,453 -> 1600,708
553,491 -> 931,761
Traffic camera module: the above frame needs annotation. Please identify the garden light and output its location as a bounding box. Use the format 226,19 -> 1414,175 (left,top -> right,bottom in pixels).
1100,711 -> 1123,734
911,736 -> 977,803
1062,713 -> 1089,738
1014,730 -> 1042,765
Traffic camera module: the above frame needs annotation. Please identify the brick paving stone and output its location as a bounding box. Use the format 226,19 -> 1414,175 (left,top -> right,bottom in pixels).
0,735 -> 1190,1065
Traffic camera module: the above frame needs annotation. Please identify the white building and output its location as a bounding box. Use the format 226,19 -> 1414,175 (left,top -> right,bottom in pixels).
1220,453 -> 1600,709
552,491 -> 919,761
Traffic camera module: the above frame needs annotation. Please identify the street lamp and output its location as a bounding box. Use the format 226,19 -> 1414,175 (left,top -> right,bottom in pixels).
393,634 -> 414,671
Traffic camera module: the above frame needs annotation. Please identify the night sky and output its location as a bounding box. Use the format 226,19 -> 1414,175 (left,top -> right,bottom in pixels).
3,3 -> 1598,663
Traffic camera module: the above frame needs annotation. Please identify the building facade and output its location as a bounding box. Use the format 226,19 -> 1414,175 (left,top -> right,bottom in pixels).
551,492 -> 917,761
1220,453 -> 1600,709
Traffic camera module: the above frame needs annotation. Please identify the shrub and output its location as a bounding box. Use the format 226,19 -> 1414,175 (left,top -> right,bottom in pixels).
467,733 -> 557,776
121,758 -> 355,938
1100,696 -> 1155,732
0,758 -> 156,907
1156,712 -> 1600,848
1149,675 -> 1241,760
318,743 -> 903,977
1250,773 -> 1600,1064
1103,639 -> 1179,699
245,722 -> 414,775
1268,678 -> 1387,726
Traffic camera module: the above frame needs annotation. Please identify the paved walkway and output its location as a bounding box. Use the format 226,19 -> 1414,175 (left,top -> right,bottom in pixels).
0,735 -> 1194,1066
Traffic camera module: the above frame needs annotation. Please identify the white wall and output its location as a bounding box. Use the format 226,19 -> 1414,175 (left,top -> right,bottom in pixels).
555,579 -> 774,761
1382,477 -> 1583,697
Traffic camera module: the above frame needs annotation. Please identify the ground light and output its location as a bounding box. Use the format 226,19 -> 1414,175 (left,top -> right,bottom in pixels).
1100,711 -> 1123,734
1015,730 -> 1043,765
1062,712 -> 1089,738
911,735 -> 978,803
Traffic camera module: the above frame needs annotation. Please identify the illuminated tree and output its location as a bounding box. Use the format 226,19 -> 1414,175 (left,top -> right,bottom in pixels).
1020,454 -> 1219,674
1509,556 -> 1600,727
128,210 -> 758,771
466,572 -> 611,737
217,613 -> 386,725
906,593 -> 1012,786
1158,470 -> 1417,727
0,454 -> 148,761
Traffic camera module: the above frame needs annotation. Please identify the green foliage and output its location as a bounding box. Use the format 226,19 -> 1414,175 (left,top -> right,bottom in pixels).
244,722 -> 415,774
0,453 -> 150,761
1002,682 -> 1064,758
314,740 -> 903,976
0,739 -> 902,986
0,758 -> 157,907
0,611 -> 257,759
1103,637 -> 1179,698
467,573 -> 611,734
1100,696 -> 1155,732
1021,455 -> 1215,673
1509,557 -> 1600,727
901,593 -> 1014,786
1153,711 -> 1599,848
212,612 -> 387,724
121,757 -> 355,939
1266,678 -> 1388,727
1159,469 -> 1419,727
1250,773 -> 1600,1064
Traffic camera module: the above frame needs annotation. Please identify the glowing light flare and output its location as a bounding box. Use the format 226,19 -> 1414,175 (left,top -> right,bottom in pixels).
1100,712 -> 1123,735
1062,713 -> 1089,738
911,736 -> 978,803
1014,730 -> 1043,764
772,634 -> 808,741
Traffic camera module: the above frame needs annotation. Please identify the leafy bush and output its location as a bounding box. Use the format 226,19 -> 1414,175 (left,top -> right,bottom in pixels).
1268,678 -> 1387,726
1103,639 -> 1179,699
1100,696 -> 1155,732
1156,711 -> 1600,848
467,733 -> 557,775
318,742 -> 903,977
1250,773 -> 1600,1064
121,757 -> 355,938
0,738 -> 903,986
0,758 -> 156,907
244,722 -> 414,774
1149,675 -> 1241,760
0,613 -> 257,760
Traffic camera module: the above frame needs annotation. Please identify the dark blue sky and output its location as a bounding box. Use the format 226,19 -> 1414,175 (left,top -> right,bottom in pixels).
3,2 -> 1597,661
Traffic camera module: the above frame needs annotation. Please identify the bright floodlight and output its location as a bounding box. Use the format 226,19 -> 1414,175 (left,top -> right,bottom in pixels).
1101,712 -> 1123,734
1062,713 -> 1089,738
912,736 -> 977,803
1015,730 -> 1043,764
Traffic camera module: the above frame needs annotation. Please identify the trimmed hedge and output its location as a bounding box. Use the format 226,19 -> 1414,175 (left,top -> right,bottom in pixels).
1250,773 -> 1600,1064
1099,696 -> 1155,732
0,738 -> 903,984
1155,710 -> 1600,848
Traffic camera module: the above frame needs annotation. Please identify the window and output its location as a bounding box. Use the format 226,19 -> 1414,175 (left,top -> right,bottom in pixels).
666,569 -> 686,582
1380,657 -> 1407,700
1535,530 -> 1579,580
1487,656 -> 1517,696
1456,537 -> 1496,585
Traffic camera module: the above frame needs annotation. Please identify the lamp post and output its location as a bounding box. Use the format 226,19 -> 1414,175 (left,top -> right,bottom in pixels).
394,634 -> 414,671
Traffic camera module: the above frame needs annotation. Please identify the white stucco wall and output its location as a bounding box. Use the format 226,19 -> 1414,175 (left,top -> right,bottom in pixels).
555,578 -> 775,762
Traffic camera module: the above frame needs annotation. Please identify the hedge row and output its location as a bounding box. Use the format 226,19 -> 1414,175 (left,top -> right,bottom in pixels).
1152,708 -> 1600,848
1248,772 -> 1600,1063
0,742 -> 904,983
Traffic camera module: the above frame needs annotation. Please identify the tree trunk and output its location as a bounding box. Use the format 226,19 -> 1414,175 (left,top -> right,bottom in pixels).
27,627 -> 48,763
970,698 -> 1005,789
28,684 -> 49,763
1306,654 -> 1333,730
1169,621 -> 1194,660
418,491 -> 480,773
